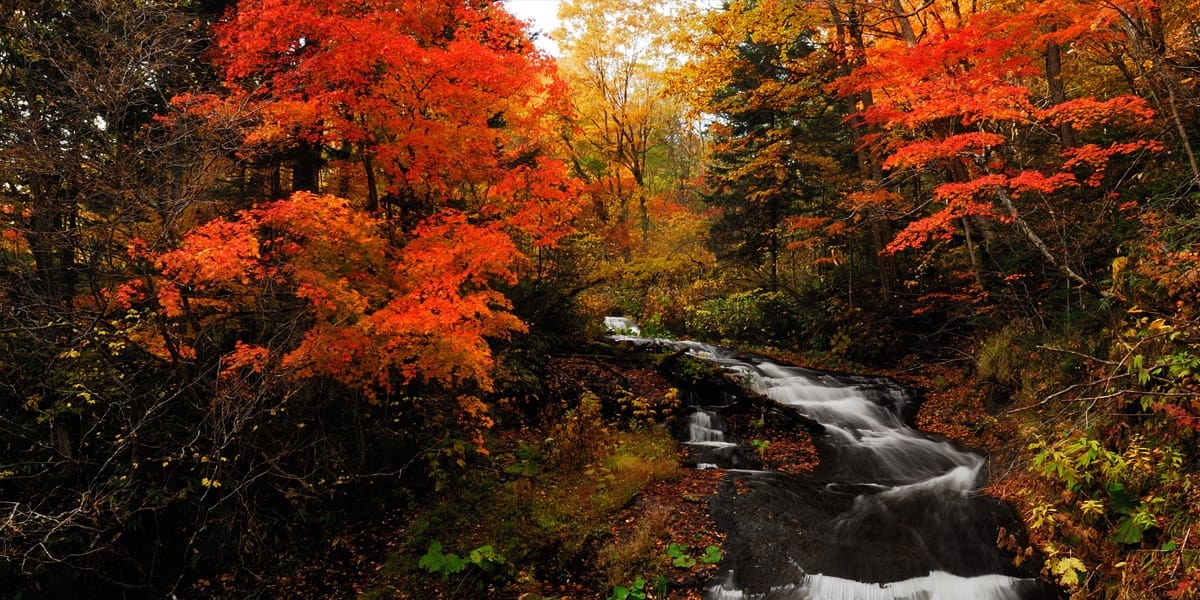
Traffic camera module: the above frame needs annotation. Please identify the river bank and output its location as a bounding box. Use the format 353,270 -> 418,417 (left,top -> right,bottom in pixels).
261,338 -> 1045,599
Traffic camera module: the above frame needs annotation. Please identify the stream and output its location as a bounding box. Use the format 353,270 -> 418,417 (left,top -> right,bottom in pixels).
608,326 -> 1053,600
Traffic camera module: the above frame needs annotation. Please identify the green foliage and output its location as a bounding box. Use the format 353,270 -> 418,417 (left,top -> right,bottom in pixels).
1023,427 -> 1195,594
979,280 -> 1200,597
976,324 -> 1026,387
500,440 -> 541,478
638,314 -> 673,339
667,542 -> 697,568
387,425 -> 681,596
426,439 -> 476,493
683,289 -> 800,345
665,541 -> 722,568
1028,432 -> 1178,541
609,576 -> 648,600
661,353 -> 727,387
750,439 -> 771,461
418,542 -> 468,580
687,0 -> 848,295
419,541 -> 512,590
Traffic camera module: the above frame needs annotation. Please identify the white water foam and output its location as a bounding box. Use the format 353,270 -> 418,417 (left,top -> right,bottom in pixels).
798,571 -> 1030,600
685,410 -> 731,444
708,571 -> 1029,600
604,316 -> 641,335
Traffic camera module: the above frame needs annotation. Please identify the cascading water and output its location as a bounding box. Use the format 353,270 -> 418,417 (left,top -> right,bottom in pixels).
685,410 -> 727,443
679,408 -> 761,470
610,332 -> 1052,600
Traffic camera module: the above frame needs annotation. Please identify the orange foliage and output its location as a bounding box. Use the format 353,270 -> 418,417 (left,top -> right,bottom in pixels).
1040,96 -> 1157,131
887,201 -> 993,253
152,192 -> 526,403
202,0 -> 571,215
842,188 -> 904,211
787,216 -> 830,232
834,1 -> 1162,257
1061,140 -> 1165,186
487,157 -> 585,248
832,12 -> 1039,132
883,132 -> 1007,171
223,341 -> 272,376
149,0 -> 587,440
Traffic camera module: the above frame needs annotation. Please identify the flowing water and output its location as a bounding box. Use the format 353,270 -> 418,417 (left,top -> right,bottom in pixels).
612,334 -> 1051,600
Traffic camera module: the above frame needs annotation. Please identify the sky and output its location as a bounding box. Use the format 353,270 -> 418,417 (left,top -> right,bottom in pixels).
503,0 -> 563,55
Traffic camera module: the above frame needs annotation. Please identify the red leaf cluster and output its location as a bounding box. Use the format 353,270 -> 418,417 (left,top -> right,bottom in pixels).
154,192 -> 526,400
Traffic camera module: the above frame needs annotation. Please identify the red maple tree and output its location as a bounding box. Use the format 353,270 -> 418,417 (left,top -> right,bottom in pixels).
139,0 -> 583,444
832,2 -> 1161,290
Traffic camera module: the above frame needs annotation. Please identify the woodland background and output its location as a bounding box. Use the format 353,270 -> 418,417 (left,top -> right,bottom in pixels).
1,0 -> 1198,597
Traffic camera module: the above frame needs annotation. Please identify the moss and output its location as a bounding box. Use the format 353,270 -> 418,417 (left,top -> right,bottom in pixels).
596,506 -> 673,589
379,423 -> 681,596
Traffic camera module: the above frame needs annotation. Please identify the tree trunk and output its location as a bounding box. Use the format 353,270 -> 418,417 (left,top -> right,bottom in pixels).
993,187 -> 1096,292
291,141 -> 322,193
362,145 -> 379,213
870,219 -> 899,293
961,217 -> 985,289
831,0 -> 900,295
1044,40 -> 1075,147
891,0 -> 918,46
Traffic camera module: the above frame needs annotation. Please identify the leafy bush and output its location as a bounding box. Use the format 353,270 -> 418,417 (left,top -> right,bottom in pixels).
419,541 -> 513,592
547,392 -> 611,472
1006,310 -> 1200,598
683,289 -> 792,344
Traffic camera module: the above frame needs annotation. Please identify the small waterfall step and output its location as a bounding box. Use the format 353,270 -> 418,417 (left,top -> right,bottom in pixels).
677,408 -> 759,470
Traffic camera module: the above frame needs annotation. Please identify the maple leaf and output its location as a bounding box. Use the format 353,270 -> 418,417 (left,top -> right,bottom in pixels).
1051,556 -> 1087,587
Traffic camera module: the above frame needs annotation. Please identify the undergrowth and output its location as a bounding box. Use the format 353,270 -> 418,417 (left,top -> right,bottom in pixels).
368,417 -> 681,597
978,305 -> 1200,599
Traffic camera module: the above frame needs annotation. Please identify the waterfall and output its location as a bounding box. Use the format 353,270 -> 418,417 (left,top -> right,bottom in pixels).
680,408 -> 758,470
604,316 -> 642,335
685,410 -> 734,444
708,571 -> 1043,600
607,330 -> 1050,600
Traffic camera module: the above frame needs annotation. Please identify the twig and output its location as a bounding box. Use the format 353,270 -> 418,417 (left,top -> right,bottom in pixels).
1036,345 -> 1119,366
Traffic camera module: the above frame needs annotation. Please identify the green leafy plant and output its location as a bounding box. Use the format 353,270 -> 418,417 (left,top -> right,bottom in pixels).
664,353 -> 726,387
419,541 -> 512,590
665,540 -> 722,569
418,541 -> 467,580
639,314 -> 673,339
609,576 -> 648,600
700,544 -> 723,564
666,542 -> 696,568
750,439 -> 770,461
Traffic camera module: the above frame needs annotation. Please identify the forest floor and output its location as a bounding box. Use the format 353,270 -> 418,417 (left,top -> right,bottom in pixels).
268,350 -> 1013,599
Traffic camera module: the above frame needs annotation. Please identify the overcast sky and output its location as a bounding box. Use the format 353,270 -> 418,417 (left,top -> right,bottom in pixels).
504,0 -> 562,54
